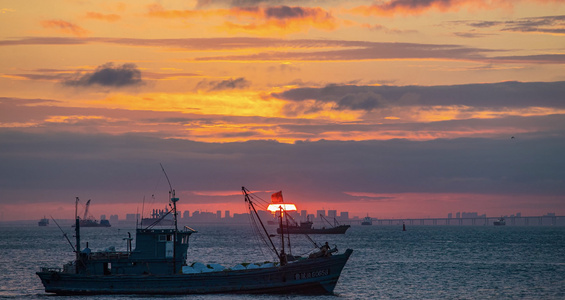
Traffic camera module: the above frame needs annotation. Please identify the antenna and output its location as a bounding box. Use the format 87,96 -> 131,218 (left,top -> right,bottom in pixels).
51,216 -> 76,252
160,163 -> 173,194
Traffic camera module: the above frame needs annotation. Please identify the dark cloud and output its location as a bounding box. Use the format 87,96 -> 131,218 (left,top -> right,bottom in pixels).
265,6 -> 307,19
1,130 -> 564,207
197,77 -> 251,91
1,37 -> 563,64
273,81 -> 565,111
461,15 -> 565,34
63,63 -> 143,87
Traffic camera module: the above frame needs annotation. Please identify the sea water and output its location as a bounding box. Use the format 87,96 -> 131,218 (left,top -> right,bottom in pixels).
1,223 -> 564,299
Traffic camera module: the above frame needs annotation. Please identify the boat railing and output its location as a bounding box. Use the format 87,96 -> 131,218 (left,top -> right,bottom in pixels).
89,251 -> 131,260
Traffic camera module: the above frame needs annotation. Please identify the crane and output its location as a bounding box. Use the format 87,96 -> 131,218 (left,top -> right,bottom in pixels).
83,199 -> 91,220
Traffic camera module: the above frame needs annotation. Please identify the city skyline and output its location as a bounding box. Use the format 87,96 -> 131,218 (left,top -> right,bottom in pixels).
1,1 -> 564,221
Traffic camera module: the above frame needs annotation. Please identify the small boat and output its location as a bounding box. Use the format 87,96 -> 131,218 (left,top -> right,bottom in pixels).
38,216 -> 49,226
493,217 -> 506,226
277,215 -> 350,234
361,215 -> 372,226
36,172 -> 352,295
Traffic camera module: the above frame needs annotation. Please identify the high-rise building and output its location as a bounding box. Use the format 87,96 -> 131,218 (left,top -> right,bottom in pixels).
183,211 -> 190,219
216,210 -> 222,220
328,210 -> 337,219
225,210 -> 231,219
126,213 -> 139,222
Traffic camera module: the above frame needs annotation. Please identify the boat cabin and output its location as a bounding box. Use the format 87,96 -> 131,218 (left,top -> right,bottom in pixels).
71,227 -> 196,276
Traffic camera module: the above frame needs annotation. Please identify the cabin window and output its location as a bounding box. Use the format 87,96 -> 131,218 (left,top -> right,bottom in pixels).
181,235 -> 189,244
158,234 -> 173,242
103,262 -> 111,275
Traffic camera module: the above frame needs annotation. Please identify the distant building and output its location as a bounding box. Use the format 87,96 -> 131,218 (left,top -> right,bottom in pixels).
339,212 -> 349,221
225,210 -> 230,219
328,210 -> 337,219
317,210 -> 325,219
300,210 -> 307,220
183,211 -> 190,219
109,215 -> 118,223
100,214 -> 106,220
448,213 -> 452,219
126,213 -> 139,222
456,212 -> 461,218
216,210 -> 222,220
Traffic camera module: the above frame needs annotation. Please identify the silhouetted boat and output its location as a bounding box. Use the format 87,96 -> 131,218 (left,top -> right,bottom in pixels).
493,217 -> 506,226
36,175 -> 352,295
361,215 -> 372,225
277,215 -> 350,234
71,199 -> 111,227
38,216 -> 49,226
75,219 -> 111,227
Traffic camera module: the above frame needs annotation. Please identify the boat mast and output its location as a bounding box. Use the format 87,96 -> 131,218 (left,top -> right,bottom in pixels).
161,164 -> 179,273
74,197 -> 81,272
279,206 -> 287,265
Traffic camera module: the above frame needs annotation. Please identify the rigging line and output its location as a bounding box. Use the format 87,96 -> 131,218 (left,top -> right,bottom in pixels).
246,204 -> 273,261
247,201 -> 276,259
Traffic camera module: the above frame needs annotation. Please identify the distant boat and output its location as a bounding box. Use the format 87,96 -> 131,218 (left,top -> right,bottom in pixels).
277,215 -> 350,234
493,217 -> 506,226
71,198 -> 111,227
75,219 -> 111,227
361,215 -> 372,225
36,182 -> 353,295
38,216 -> 49,226
141,208 -> 174,227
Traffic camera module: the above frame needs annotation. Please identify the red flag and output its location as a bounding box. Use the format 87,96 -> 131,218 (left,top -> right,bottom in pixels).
271,191 -> 283,203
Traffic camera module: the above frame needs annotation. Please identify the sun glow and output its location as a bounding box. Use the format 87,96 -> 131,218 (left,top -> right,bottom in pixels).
267,203 -> 297,212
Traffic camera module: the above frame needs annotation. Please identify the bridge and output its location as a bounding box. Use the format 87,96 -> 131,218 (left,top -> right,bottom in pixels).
346,215 -> 565,226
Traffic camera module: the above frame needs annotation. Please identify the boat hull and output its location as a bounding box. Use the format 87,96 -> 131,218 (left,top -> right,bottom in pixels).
37,249 -> 353,295
277,225 -> 350,234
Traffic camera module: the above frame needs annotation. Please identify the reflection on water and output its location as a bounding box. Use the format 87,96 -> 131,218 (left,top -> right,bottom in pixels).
1,224 -> 564,299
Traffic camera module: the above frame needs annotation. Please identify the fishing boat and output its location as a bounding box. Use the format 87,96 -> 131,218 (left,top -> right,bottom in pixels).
361,215 -> 372,226
38,216 -> 49,226
277,215 -> 350,234
36,173 -> 353,295
493,217 -> 506,226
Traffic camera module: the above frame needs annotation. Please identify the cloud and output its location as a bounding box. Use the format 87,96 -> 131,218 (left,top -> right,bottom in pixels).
40,19 -> 90,36
273,81 -> 565,111
84,12 -> 121,22
501,15 -> 565,34
197,77 -> 251,91
1,36 -> 563,64
63,63 -> 143,88
459,15 -> 565,35
146,3 -> 338,35
1,130 -> 564,209
348,0 -> 564,17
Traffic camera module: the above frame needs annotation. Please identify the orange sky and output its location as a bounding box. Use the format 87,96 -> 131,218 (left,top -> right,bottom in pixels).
1,0 -> 564,221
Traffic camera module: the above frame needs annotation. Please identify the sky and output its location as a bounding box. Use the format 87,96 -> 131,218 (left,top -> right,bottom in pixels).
1,0 -> 564,222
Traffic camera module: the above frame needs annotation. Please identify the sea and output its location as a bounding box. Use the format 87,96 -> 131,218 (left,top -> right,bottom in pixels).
1,223 -> 564,300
